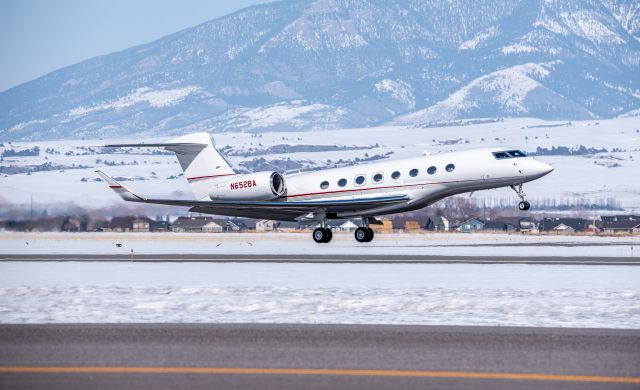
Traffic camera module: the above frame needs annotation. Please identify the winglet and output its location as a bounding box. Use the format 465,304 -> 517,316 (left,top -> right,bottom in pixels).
95,170 -> 144,202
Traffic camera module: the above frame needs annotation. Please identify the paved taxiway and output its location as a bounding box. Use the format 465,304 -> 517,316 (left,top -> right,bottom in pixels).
1,253 -> 638,265
1,324 -> 638,390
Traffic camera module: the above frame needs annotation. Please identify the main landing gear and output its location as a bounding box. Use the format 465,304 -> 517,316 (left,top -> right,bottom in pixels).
510,184 -> 530,211
355,217 -> 374,243
312,223 -> 333,244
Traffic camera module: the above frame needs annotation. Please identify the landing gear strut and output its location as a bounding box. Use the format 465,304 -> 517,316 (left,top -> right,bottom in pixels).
510,184 -> 530,211
312,222 -> 332,243
355,217 -> 375,243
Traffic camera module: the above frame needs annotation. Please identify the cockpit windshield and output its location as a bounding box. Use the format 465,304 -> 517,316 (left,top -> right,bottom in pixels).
492,150 -> 527,160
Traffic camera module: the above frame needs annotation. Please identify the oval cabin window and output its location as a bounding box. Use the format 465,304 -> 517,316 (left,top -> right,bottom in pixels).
446,164 -> 455,172
338,178 -> 347,187
355,175 -> 365,185
373,173 -> 383,183
427,166 -> 437,175
320,181 -> 329,189
391,171 -> 401,180
409,168 -> 419,177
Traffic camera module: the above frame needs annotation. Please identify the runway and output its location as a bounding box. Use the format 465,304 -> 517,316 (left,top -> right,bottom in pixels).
0,324 -> 638,389
1,253 -> 639,265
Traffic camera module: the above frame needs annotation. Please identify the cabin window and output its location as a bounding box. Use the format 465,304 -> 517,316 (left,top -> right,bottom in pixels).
373,172 -> 383,183
446,163 -> 455,172
409,168 -> 419,177
320,181 -> 329,189
427,166 -> 437,175
391,171 -> 401,180
355,175 -> 366,186
338,178 -> 347,187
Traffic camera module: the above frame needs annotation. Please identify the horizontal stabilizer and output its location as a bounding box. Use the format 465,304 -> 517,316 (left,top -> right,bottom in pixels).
95,170 -> 143,202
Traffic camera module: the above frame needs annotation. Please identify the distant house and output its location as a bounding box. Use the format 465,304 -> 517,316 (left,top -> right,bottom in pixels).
599,215 -> 640,233
404,220 -> 422,232
277,221 -> 303,231
256,219 -> 277,232
150,219 -> 170,232
202,221 -> 224,233
483,220 -> 518,232
424,216 -> 449,231
132,217 -> 153,232
540,218 -> 590,233
330,219 -> 358,232
459,218 -> 485,232
172,216 -> 215,232
105,216 -> 136,232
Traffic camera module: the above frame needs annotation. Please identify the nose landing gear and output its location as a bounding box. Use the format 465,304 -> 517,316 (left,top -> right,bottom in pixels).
510,184 -> 530,211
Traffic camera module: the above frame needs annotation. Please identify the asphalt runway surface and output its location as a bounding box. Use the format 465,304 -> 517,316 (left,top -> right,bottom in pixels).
1,253 -> 638,265
0,324 -> 638,390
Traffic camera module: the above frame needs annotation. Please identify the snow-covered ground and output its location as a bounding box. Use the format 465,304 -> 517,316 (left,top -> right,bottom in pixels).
1,116 -> 639,210
0,261 -> 638,328
1,232 -> 638,257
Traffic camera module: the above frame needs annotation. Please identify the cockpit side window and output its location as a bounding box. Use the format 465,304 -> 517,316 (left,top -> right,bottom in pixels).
493,150 -> 527,160
507,150 -> 527,157
492,151 -> 510,159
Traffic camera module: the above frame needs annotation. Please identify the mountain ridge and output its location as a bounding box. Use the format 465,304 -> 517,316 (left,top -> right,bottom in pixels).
1,0 -> 639,141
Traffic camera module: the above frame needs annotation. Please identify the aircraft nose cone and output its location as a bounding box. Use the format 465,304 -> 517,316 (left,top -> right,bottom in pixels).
532,160 -> 553,177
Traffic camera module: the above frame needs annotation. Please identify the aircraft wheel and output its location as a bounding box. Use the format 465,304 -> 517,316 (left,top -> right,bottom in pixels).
313,228 -> 327,243
364,227 -> 374,242
323,228 -> 333,243
355,227 -> 369,243
518,201 -> 530,211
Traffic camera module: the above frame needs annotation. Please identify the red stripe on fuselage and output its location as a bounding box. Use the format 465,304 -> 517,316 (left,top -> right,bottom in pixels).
109,185 -> 123,189
187,173 -> 235,182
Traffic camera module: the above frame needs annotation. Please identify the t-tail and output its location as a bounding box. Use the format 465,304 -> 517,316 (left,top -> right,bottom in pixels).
103,132 -> 235,200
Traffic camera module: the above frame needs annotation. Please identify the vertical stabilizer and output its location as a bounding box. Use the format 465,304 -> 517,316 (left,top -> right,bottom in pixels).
165,132 -> 235,200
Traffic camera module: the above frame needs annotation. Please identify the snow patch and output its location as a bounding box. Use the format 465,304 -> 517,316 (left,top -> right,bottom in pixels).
374,79 -> 415,109
67,86 -> 202,118
459,26 -> 499,50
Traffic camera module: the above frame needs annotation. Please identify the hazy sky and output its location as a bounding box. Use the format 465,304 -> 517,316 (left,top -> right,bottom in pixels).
0,0 -> 270,92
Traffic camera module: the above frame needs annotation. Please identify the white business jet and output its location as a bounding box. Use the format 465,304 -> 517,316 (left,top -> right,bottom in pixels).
97,132 -> 553,243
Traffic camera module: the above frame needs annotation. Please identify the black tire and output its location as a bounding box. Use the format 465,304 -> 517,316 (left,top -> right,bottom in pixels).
323,228 -> 333,243
354,227 -> 368,243
518,201 -> 531,211
365,227 -> 375,242
313,227 -> 326,243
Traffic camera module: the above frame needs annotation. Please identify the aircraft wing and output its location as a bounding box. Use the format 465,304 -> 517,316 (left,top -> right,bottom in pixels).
96,171 -> 409,221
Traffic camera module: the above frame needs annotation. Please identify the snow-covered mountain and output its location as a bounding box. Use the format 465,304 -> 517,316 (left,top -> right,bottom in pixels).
1,0 -> 639,141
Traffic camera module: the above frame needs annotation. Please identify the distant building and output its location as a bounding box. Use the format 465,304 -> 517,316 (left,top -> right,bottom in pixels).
256,219 -> 277,232
329,219 -> 358,232
202,221 -> 224,233
483,220 -> 518,232
132,217 -> 153,232
424,216 -> 449,231
172,216 -> 215,233
105,216 -> 136,232
150,219 -> 170,232
598,215 -> 640,233
540,218 -> 590,233
459,218 -> 485,232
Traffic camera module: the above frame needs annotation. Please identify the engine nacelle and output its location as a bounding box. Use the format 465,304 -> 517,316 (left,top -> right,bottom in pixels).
208,171 -> 286,201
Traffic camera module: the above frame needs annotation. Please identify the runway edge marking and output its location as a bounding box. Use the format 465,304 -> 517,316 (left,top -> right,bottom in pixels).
1,366 -> 639,383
